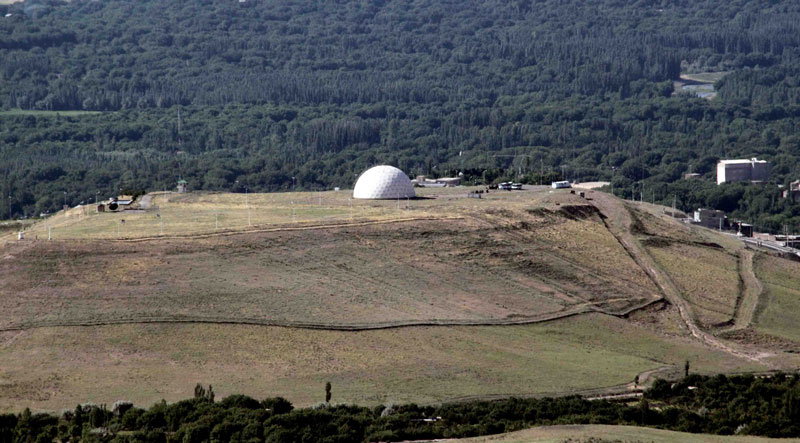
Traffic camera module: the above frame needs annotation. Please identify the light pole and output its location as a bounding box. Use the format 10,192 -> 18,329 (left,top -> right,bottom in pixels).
291,177 -> 296,192
63,191 -> 67,209
7,195 -> 11,221
245,185 -> 250,226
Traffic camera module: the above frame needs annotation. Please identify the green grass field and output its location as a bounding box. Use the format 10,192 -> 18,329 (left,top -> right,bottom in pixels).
0,314 -> 764,413
463,424 -> 787,442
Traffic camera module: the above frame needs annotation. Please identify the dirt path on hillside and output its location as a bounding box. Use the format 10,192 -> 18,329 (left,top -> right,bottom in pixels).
0,296 -> 667,334
722,250 -> 763,333
589,192 -> 769,366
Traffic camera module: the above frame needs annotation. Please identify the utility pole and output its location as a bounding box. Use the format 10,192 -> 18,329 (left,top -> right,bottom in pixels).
540,158 -> 543,185
672,195 -> 676,218
246,185 -> 250,226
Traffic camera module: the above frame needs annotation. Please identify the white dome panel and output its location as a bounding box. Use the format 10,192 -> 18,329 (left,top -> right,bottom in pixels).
353,165 -> 415,199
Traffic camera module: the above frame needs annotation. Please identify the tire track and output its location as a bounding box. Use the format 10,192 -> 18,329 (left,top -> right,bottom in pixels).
721,249 -> 762,333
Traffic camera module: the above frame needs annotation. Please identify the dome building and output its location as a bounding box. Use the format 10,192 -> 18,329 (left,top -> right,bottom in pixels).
353,165 -> 415,199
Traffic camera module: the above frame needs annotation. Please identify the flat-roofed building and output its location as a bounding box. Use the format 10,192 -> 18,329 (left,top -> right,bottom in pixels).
716,158 -> 770,185
693,208 -> 726,229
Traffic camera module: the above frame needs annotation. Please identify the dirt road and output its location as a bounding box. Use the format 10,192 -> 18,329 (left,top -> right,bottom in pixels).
723,250 -> 763,333
589,192 -> 769,366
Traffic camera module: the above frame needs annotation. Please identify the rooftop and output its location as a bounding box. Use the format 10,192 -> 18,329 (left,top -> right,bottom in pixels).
719,158 -> 767,165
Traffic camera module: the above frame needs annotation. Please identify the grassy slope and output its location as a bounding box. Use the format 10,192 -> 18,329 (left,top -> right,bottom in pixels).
753,254 -> 800,343
463,424 -> 784,442
0,314 -> 763,413
0,189 -> 659,329
648,243 -> 739,327
631,205 -> 742,328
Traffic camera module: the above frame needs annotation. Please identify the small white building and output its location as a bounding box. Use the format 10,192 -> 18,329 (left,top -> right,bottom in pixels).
551,181 -> 571,189
716,158 -> 770,185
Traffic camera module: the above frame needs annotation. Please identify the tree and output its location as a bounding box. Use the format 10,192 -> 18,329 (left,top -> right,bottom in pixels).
207,385 -> 215,403
325,382 -> 332,404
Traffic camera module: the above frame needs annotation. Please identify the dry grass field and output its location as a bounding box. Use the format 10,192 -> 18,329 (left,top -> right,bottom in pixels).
648,243 -> 740,327
0,187 -> 795,413
463,424 -> 788,442
628,205 -> 744,328
752,254 -> 800,344
0,314 -> 763,413
0,189 -> 659,330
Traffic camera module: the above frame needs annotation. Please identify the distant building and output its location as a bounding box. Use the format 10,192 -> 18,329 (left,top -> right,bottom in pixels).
684,173 -> 701,180
107,197 -> 134,212
551,181 -> 571,189
783,180 -> 800,201
733,222 -> 753,238
693,208 -> 726,229
413,175 -> 461,187
716,158 -> 770,185
177,179 -> 188,193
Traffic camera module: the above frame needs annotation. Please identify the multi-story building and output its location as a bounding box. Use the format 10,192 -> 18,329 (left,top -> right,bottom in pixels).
716,158 -> 770,185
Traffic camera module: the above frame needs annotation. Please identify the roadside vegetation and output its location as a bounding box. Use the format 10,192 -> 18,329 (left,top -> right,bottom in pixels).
2,374 -> 800,442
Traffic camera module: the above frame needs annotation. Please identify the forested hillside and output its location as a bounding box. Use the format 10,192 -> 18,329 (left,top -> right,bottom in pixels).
3,0 -> 800,230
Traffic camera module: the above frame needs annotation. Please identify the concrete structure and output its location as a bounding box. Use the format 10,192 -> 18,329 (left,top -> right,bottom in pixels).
716,158 -> 770,185
693,208 -> 726,229
738,223 -> 753,238
353,165 -> 415,199
107,197 -> 133,212
783,180 -> 800,201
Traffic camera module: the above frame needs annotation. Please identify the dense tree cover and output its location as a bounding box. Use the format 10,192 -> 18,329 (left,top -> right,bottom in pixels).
1,374 -> 799,442
2,0 -> 800,229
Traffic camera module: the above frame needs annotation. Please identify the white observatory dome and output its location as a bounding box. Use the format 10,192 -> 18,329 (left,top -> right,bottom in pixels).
353,165 -> 415,199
